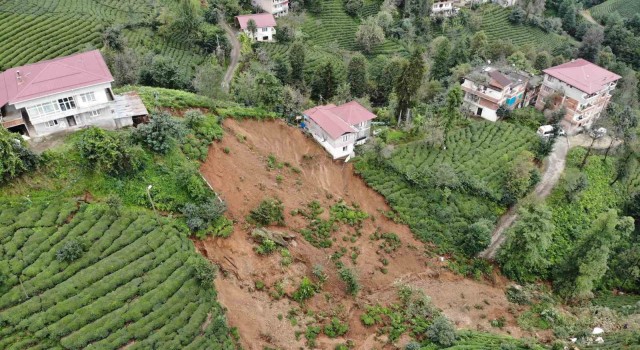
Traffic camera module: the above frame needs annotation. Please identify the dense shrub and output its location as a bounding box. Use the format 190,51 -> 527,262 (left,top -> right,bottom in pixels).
182,198 -> 228,236
324,317 -> 349,337
249,198 -> 285,226
134,111 -> 186,154
0,128 -> 38,183
338,267 -> 360,295
426,316 -> 457,347
56,239 -> 85,262
77,127 -> 146,176
186,255 -> 217,287
292,276 -> 316,302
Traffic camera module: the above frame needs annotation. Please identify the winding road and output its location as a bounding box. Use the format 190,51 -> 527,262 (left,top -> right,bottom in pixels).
479,134 -> 621,259
220,20 -> 241,92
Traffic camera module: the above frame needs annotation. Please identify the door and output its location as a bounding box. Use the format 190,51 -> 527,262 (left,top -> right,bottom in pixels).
66,116 -> 77,127
477,107 -> 483,116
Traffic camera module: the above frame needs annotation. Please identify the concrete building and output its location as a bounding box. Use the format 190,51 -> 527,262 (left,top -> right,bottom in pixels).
235,13 -> 277,42
0,50 -> 146,138
535,59 -> 620,129
252,0 -> 289,17
461,67 -> 531,122
303,101 -> 376,159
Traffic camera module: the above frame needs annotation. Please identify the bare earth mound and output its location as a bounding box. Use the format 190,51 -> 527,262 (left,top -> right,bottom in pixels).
198,119 -> 527,349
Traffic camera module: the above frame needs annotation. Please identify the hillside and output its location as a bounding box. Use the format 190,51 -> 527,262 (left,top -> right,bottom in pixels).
0,0 -> 205,73
591,0 -> 640,20
0,200 -> 236,349
479,6 -> 575,53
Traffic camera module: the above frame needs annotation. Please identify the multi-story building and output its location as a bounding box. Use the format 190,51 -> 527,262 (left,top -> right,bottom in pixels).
0,50 -> 146,138
431,1 -> 459,17
303,101 -> 376,159
461,67 -> 531,122
535,59 -> 620,129
235,13 -> 277,42
252,0 -> 289,17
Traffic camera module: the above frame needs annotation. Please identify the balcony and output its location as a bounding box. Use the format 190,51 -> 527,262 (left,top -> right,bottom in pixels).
1,111 -> 26,128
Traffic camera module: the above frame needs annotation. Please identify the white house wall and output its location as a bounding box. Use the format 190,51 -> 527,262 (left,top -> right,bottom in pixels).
243,27 -> 275,42
306,118 -> 355,159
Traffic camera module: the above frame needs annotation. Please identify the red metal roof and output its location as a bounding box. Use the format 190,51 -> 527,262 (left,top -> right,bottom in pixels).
0,50 -> 113,107
235,13 -> 277,29
303,101 -> 376,139
543,58 -> 621,95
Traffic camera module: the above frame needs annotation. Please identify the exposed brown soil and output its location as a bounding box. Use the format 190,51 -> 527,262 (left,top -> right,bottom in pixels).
198,119 -> 530,349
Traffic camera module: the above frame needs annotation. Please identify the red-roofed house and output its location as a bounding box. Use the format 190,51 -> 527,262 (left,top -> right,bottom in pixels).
235,13 -> 277,42
0,50 -> 147,137
303,101 -> 376,159
535,59 -> 621,129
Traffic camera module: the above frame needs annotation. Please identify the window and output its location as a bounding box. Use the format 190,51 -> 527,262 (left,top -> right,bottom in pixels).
89,110 -> 101,117
80,92 -> 96,103
342,134 -> 349,142
343,146 -> 348,151
262,28 -> 268,32
27,101 -> 60,118
45,120 -> 58,127
58,97 -> 76,111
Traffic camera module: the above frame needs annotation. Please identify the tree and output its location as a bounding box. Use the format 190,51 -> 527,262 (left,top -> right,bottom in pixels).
171,0 -> 202,39
426,316 -> 457,347
139,55 -> 187,89
281,85 -> 306,117
533,51 -> 551,71
106,48 -> 140,86
430,36 -> 452,81
247,19 -> 258,39
394,50 -> 425,126
102,25 -> 124,51
186,255 -> 217,286
356,17 -> 385,53
255,72 -> 283,108
289,41 -> 306,85
0,128 -> 38,183
192,62 -> 225,99
347,53 -> 368,98
505,150 -> 536,201
498,201 -> 554,283
559,0 -> 577,35
134,111 -> 186,154
554,210 -> 634,301
461,219 -> 492,256
470,31 -> 489,60
578,26 -> 604,62
274,57 -> 291,85
508,7 -> 526,24
344,0 -> 363,16
441,84 -> 463,146
311,62 -> 339,101
507,51 -> 531,71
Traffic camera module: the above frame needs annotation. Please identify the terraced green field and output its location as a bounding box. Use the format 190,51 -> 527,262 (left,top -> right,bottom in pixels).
0,0 -> 205,72
0,199 -> 235,349
479,5 -> 575,52
389,122 -> 538,199
591,0 -> 640,19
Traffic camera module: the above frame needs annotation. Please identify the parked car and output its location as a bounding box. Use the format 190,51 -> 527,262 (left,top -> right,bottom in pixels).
537,125 -> 565,138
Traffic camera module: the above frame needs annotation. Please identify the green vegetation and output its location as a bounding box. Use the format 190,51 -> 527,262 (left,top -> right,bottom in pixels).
479,6 -> 573,51
591,0 -> 640,20
248,198 -> 286,226
0,200 -> 235,349
356,121 -> 537,253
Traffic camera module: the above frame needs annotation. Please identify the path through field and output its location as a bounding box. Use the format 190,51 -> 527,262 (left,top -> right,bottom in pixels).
221,20 -> 241,91
580,10 -> 602,26
480,134 -> 621,259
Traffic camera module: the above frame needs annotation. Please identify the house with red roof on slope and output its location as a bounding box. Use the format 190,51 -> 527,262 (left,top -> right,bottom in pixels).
303,101 -> 376,159
535,59 -> 621,130
0,50 -> 147,137
235,13 -> 277,42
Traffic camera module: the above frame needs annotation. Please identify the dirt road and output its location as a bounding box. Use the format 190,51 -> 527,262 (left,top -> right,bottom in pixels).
480,134 -> 621,259
479,138 -> 569,259
220,20 -> 240,92
580,10 -> 601,26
